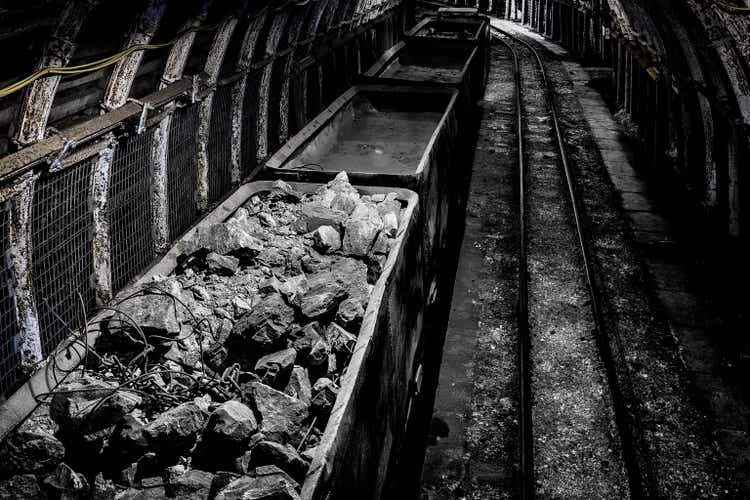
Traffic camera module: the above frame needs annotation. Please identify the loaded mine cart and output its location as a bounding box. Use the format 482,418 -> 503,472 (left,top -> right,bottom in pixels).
1,177 -> 425,500
263,83 -> 461,300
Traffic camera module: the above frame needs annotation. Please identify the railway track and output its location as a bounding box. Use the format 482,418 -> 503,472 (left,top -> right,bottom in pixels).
491,27 -> 644,499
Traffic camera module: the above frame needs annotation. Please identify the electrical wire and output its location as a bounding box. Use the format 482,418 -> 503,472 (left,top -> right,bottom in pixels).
713,0 -> 750,12
0,20 -> 227,99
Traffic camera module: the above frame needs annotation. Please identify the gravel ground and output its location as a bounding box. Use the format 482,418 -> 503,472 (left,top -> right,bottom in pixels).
526,35 -> 732,498
510,36 -> 630,499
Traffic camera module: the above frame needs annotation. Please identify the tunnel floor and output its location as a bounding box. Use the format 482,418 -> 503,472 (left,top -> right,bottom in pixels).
417,21 -> 750,499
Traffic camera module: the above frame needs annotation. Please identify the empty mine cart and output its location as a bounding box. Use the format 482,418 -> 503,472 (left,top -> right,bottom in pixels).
358,37 -> 486,117
263,83 -> 461,298
406,7 -> 490,89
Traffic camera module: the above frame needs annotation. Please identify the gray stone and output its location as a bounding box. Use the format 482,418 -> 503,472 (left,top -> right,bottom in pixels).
50,376 -> 141,435
258,213 -> 277,228
335,298 -> 364,332
290,323 -> 323,359
143,403 -> 204,457
167,470 -> 214,500
308,336 -> 330,367
382,212 -> 398,237
311,378 -> 339,421
251,382 -> 308,445
278,275 -> 307,302
255,348 -> 297,383
331,257 -> 370,307
231,297 -> 253,317
108,413 -> 149,463
299,273 -> 346,319
330,192 -> 359,214
43,463 -> 89,498
370,231 -> 392,255
284,366 -> 312,405
203,401 -> 258,451
294,204 -> 347,234
269,180 -> 302,202
229,293 -> 295,354
0,429 -> 65,478
109,294 -> 182,337
247,440 -> 309,482
258,276 -> 283,295
377,198 -> 401,220
180,222 -> 263,257
0,475 -> 45,499
115,485 -> 166,500
342,202 -> 383,256
311,226 -> 341,254
92,473 -> 116,500
191,285 -> 211,302
214,466 -> 299,500
206,253 -> 240,276
326,323 -> 357,354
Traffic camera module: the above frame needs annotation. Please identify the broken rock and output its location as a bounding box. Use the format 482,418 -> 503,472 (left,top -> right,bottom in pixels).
50,376 -> 142,435
311,378 -> 339,421
311,226 -> 341,254
0,475 -> 45,499
214,466 -> 299,500
0,428 -> 65,478
143,402 -> 204,458
299,273 -> 346,319
335,298 -> 364,332
229,293 -> 295,356
206,253 -> 240,276
203,400 -> 258,452
251,383 -> 308,445
342,202 -> 383,256
284,366 -> 312,405
180,223 -> 263,258
248,440 -> 309,482
255,348 -> 297,384
166,469 -> 214,500
43,463 -> 89,498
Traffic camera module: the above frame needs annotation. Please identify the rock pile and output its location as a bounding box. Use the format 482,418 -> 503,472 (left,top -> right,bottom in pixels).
0,173 -> 404,499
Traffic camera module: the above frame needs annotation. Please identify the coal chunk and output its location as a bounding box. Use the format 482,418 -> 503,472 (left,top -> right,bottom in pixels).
0,429 -> 65,479
251,382 -> 308,445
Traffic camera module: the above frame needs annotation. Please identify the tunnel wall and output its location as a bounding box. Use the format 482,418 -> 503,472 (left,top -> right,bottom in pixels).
0,0 -> 403,402
449,0 -> 750,244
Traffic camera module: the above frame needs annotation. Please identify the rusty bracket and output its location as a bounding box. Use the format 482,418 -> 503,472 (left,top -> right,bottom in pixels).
126,98 -> 154,134
44,128 -> 77,173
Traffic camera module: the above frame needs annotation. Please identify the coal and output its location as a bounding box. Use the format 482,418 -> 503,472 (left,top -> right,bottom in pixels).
202,401 -> 258,452
166,469 -> 214,500
229,293 -> 295,358
214,466 -> 299,500
250,383 -> 308,445
284,366 -> 312,405
0,474 -> 45,499
335,298 -> 364,332
143,402 -> 205,458
42,463 -> 89,498
206,252 -> 240,276
0,429 -> 65,479
299,273 -> 347,319
255,348 -> 297,385
246,440 -> 309,482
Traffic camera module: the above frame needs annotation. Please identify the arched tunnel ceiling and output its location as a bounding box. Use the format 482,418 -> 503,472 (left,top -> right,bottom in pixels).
0,0 -> 748,157
0,0 -> 375,156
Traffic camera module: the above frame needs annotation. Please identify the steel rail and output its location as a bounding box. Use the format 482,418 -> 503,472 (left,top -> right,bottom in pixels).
492,32 -> 534,500
490,26 -> 647,499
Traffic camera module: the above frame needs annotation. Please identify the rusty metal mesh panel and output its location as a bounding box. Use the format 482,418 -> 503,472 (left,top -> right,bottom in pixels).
109,129 -> 155,293
208,84 -> 234,203
241,71 -> 261,178
167,105 -> 199,241
31,158 -> 96,357
0,199 -> 20,395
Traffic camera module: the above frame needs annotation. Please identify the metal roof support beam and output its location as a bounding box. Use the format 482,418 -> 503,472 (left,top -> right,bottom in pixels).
231,9 -> 271,183
101,0 -> 168,111
197,16 -> 242,212
11,0 -> 100,148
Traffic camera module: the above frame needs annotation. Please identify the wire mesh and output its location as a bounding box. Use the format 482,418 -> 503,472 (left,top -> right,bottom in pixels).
241,70 -> 262,178
0,199 -> 20,395
109,129 -> 155,293
31,158 -> 96,357
208,84 -> 234,203
167,105 -> 199,241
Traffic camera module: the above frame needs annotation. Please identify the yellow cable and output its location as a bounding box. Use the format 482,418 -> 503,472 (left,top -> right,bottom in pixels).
713,0 -> 750,11
0,22 -> 220,99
